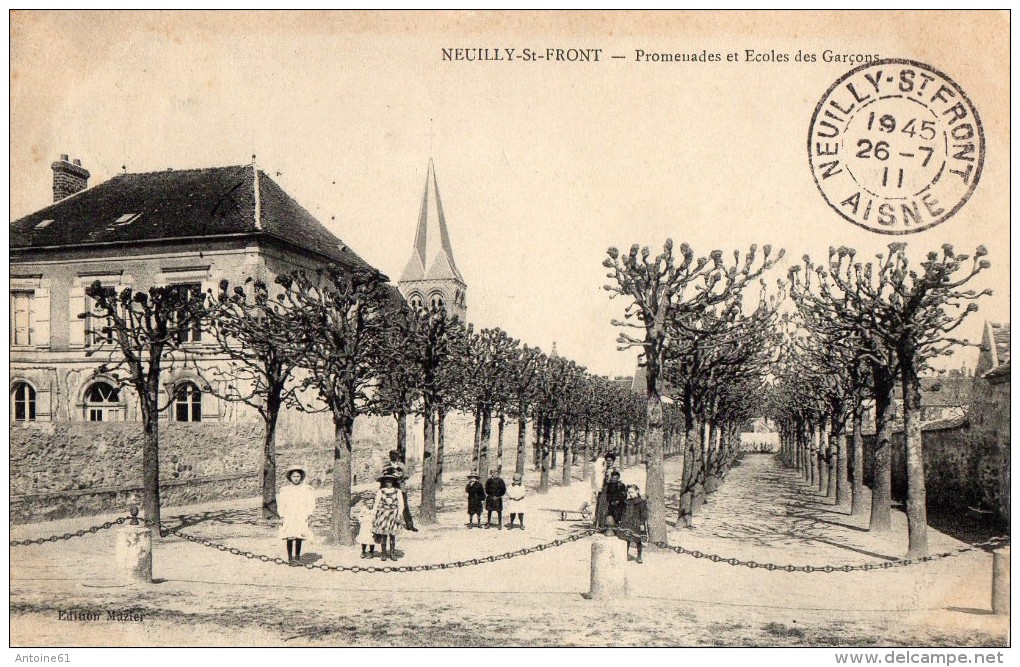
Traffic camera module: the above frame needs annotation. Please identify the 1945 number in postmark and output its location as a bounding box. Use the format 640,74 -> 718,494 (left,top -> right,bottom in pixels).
808,59 -> 984,234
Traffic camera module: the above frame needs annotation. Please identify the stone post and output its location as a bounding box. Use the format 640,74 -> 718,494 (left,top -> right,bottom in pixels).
587,534 -> 628,599
992,546 -> 1009,615
116,506 -> 152,583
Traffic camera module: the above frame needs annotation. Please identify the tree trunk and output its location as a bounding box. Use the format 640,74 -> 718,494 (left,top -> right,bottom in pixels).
851,408 -> 866,517
692,420 -> 709,513
679,418 -> 697,529
539,417 -> 551,493
562,423 -> 572,486
645,390 -> 666,543
515,414 -> 528,478
834,419 -> 849,506
496,413 -> 505,474
902,368 -> 928,558
550,421 -> 558,469
870,374 -> 895,532
420,405 -> 438,524
582,424 -> 590,480
472,407 -> 482,471
395,410 -> 407,462
140,388 -> 162,568
479,405 -> 492,478
533,417 -> 541,471
821,420 -> 831,495
261,407 -> 280,519
331,416 -> 355,545
826,420 -> 837,501
436,407 -> 447,491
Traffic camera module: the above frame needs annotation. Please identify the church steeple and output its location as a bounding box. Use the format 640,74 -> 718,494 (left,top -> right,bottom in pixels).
398,160 -> 467,320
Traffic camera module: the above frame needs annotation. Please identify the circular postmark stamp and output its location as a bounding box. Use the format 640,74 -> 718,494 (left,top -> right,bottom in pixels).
808,59 -> 984,234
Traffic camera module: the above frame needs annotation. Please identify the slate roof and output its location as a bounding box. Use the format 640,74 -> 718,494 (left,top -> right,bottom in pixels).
917,377 -> 972,407
399,159 -> 464,284
11,164 -> 377,274
990,323 -> 1011,366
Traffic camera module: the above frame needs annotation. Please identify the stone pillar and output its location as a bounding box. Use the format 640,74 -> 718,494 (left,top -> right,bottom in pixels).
116,507 -> 152,583
587,534 -> 628,599
992,546 -> 1009,615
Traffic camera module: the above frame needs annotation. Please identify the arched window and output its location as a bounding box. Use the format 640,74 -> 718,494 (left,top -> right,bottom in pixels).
429,293 -> 445,310
84,381 -> 121,422
174,381 -> 202,422
408,293 -> 424,310
11,381 -> 36,422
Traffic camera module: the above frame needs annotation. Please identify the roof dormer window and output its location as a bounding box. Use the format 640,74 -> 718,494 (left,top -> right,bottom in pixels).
112,213 -> 140,226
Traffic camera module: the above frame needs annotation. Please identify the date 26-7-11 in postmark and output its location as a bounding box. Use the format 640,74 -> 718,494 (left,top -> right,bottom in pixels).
808,59 -> 984,235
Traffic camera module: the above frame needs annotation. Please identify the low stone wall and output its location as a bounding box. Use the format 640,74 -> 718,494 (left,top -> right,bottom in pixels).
11,410 -> 519,523
861,418 -> 1007,527
10,421 -> 263,523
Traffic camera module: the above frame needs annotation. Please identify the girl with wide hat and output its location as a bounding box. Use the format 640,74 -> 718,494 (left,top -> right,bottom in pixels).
372,473 -> 405,561
278,467 -> 315,563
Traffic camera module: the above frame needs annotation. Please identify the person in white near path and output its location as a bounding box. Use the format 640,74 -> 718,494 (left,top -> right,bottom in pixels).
278,467 -> 316,563
505,473 -> 527,529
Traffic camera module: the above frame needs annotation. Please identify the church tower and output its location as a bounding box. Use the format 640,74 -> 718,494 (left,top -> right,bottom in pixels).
398,159 -> 467,321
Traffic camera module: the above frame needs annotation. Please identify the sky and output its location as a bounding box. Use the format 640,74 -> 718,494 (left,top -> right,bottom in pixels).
9,11 -> 1010,378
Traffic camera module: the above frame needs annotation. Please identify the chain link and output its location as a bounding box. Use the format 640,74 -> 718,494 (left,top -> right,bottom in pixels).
648,534 -> 1010,573
163,523 -> 595,572
10,516 -> 130,547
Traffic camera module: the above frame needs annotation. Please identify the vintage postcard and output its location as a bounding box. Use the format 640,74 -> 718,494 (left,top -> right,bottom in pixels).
7,10 -> 1011,656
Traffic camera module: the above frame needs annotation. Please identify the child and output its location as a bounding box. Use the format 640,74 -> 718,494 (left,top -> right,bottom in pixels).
484,469 -> 507,529
278,467 -> 315,563
373,474 -> 405,561
505,473 -> 527,529
618,483 -> 649,564
465,472 -> 486,528
354,497 -> 376,559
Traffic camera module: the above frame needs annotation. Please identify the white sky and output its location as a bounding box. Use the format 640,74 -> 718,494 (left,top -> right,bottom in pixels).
10,11 -> 1010,377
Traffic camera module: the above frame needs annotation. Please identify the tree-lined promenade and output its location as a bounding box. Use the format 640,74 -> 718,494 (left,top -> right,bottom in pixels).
82,240 -> 990,582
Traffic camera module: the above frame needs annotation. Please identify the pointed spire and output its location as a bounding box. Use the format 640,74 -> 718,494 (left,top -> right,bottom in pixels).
404,159 -> 464,283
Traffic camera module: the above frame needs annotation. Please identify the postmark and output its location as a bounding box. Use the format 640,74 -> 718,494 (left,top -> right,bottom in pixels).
808,59 -> 984,234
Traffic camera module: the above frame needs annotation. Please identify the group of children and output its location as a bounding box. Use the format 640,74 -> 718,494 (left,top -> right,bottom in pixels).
465,469 -> 528,529
278,450 -> 647,565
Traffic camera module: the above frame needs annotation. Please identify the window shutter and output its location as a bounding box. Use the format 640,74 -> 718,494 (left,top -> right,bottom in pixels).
68,290 -> 86,347
201,385 -> 219,422
35,385 -> 52,421
31,287 -> 50,347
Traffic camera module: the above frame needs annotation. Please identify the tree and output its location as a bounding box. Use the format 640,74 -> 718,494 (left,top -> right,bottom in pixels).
396,305 -> 470,523
205,278 -> 304,519
278,266 -> 394,545
82,281 -> 207,574
375,306 -> 423,463
508,344 -> 545,478
605,241 -> 782,542
856,244 -> 990,556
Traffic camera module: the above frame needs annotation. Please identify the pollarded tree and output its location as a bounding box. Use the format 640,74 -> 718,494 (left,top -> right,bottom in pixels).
410,306 -> 470,523
82,282 -> 207,575
374,305 -> 424,463
857,244 -> 990,557
278,266 -> 395,545
204,278 -> 305,519
508,344 -> 545,478
604,241 -> 782,543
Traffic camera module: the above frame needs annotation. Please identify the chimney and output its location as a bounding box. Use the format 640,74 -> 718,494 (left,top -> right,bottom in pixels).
51,155 -> 90,202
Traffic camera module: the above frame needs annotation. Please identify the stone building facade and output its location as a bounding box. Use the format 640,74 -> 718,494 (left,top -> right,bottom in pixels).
10,159 -> 391,521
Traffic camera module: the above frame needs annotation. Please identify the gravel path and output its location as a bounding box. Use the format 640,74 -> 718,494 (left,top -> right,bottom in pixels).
10,454 -> 1008,646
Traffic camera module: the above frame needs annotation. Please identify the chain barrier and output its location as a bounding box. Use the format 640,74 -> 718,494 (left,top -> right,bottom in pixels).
163,522 -> 597,573
648,534 -> 1010,573
10,516 -> 130,547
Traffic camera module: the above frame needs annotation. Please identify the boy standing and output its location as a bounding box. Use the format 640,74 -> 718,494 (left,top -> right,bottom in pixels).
465,472 -> 486,528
